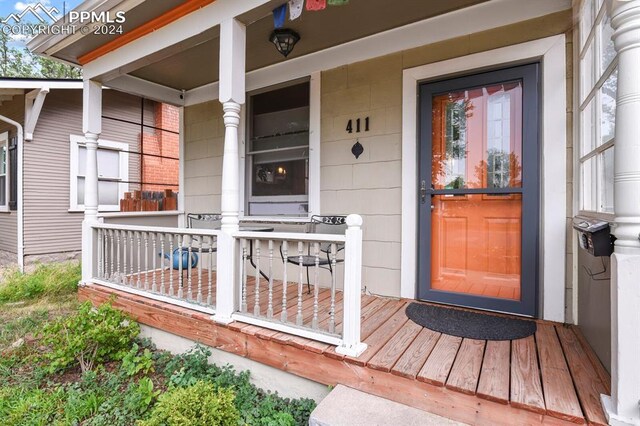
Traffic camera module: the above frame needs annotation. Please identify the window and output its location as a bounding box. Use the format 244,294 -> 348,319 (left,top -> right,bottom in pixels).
246,81 -> 311,216
69,135 -> 129,212
579,0 -> 617,214
0,132 -> 8,211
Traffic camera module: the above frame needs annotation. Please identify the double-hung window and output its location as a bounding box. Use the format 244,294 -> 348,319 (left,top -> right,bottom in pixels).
0,132 -> 8,211
69,135 -> 129,212
579,0 -> 617,214
246,80 -> 311,217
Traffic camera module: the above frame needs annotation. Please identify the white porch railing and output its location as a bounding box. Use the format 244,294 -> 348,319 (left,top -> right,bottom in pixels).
87,214 -> 367,357
91,223 -> 220,314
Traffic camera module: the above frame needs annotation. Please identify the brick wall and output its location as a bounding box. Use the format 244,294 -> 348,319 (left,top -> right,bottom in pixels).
141,103 -> 180,192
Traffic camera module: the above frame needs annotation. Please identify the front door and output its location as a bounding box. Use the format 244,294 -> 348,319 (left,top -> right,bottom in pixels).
418,64 -> 539,316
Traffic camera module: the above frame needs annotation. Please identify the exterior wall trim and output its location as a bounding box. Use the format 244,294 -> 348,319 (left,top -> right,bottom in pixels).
400,34 -> 567,322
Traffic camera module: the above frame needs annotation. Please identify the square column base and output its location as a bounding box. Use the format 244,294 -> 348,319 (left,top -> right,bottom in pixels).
602,394 -> 640,426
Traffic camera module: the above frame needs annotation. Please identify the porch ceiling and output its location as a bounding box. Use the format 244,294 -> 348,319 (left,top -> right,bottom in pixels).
125,0 -> 489,91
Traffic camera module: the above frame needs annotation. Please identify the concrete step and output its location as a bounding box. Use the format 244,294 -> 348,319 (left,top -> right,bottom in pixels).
309,385 -> 467,426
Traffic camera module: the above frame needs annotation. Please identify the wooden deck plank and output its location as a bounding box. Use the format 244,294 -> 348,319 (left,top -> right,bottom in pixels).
446,338 -> 486,395
511,336 -> 546,414
477,340 -> 510,404
417,334 -> 462,386
535,324 -> 584,423
391,327 -> 441,380
346,301 -> 410,367
556,326 -> 608,426
359,299 -> 406,340
570,325 -> 611,395
367,320 -> 423,372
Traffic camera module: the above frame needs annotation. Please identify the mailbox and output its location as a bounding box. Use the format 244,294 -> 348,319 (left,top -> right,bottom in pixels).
572,216 -> 614,257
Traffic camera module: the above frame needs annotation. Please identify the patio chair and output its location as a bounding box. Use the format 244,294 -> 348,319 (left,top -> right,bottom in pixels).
162,213 -> 221,273
280,215 -> 347,293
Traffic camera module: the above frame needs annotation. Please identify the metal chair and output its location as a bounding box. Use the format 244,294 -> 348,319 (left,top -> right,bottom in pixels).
163,214 -> 221,277
280,215 -> 347,293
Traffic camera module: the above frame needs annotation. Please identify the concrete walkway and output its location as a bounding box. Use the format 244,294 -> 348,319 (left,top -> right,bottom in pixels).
309,385 -> 467,426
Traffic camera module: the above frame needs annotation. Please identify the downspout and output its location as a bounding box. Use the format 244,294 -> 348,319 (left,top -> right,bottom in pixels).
0,114 -> 24,272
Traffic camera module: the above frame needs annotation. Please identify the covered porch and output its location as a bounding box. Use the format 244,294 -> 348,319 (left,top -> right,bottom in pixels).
27,0 -> 640,423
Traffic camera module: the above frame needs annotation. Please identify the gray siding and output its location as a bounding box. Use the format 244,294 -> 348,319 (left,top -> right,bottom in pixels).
0,94 -> 25,254
23,89 -> 142,256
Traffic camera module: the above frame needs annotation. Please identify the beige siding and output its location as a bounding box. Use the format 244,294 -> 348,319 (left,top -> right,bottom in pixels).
22,89 -> 143,256
182,11 -> 573,302
184,101 -> 224,214
0,94 -> 25,254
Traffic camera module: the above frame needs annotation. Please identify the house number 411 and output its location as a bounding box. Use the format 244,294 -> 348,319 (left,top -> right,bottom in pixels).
346,117 -> 370,134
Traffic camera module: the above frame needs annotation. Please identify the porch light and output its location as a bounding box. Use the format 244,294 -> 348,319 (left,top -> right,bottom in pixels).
270,29 -> 300,58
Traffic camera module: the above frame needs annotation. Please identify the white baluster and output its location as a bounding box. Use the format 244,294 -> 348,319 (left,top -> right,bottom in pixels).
117,230 -> 122,284
197,236 -> 203,303
178,234 -> 184,299
312,242 -> 320,329
187,236 -> 193,300
267,240 -> 274,319
169,235 -> 175,297
136,231 -> 142,289
109,229 -> 115,281
330,243 -> 337,334
160,233 -> 165,294
97,228 -> 103,279
281,241 -> 288,323
151,233 -> 157,292
241,239 -> 248,313
254,239 -> 261,316
122,230 -> 128,285
207,236 -> 213,306
130,231 -> 135,287
296,241 -> 304,326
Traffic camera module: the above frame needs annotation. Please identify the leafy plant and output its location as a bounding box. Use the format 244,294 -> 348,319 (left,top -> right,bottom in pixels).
86,374 -> 158,426
121,343 -> 155,376
41,301 -> 139,373
138,381 -> 239,426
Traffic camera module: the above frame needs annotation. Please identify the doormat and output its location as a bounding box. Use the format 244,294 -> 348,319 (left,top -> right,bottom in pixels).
405,303 -> 537,340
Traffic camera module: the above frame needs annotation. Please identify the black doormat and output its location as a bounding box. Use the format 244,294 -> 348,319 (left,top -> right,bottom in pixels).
405,302 -> 537,341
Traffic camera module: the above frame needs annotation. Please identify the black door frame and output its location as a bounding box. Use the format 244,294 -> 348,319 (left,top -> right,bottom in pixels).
417,63 -> 540,317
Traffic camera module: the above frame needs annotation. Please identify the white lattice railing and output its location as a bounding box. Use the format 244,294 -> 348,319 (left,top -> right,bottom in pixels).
91,223 -> 220,314
88,214 -> 367,357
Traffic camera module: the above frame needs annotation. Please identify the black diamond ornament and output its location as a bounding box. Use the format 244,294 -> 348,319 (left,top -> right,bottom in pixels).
351,140 -> 364,159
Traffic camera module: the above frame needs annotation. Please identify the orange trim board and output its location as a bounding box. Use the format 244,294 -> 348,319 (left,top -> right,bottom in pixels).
78,0 -> 216,65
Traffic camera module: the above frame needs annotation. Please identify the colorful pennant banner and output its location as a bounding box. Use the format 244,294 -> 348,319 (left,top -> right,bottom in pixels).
288,0 -> 304,20
273,3 -> 287,28
306,0 -> 326,11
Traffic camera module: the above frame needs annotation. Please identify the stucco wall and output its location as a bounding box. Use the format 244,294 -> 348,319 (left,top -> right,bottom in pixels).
183,10 -> 575,317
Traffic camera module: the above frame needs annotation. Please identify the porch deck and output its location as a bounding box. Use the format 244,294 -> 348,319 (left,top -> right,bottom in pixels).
80,273 -> 610,426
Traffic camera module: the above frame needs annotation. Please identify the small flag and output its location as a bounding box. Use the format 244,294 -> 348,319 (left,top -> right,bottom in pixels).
328,0 -> 349,4
273,4 -> 287,28
306,0 -> 326,11
288,0 -> 303,20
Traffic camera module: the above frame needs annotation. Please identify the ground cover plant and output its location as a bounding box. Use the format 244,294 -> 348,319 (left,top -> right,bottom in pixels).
0,262 -> 316,425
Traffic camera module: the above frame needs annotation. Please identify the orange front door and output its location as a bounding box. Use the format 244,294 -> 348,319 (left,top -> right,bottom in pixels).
418,64 -> 539,316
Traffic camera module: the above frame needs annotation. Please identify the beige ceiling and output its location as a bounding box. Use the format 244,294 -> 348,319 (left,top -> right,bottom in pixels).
64,0 -> 490,90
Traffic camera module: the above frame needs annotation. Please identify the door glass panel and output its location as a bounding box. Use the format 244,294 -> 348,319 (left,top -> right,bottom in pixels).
432,81 -> 523,190
430,80 -> 524,301
430,194 -> 522,300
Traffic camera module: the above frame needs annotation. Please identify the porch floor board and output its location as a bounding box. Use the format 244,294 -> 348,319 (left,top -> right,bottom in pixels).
82,272 -> 610,425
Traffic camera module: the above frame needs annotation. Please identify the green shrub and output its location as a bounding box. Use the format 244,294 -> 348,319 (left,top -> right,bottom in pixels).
41,301 -> 140,373
138,381 -> 239,426
0,262 -> 80,304
121,343 -> 155,376
0,386 -> 66,426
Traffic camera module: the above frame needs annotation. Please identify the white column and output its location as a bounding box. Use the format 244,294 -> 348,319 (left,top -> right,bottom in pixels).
602,2 -> 640,425
336,214 -> 367,357
214,18 -> 246,324
81,80 -> 102,283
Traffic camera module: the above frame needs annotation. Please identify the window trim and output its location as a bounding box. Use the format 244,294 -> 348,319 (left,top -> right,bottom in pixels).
239,72 -> 321,220
578,0 -> 617,214
0,132 -> 8,212
69,134 -> 130,212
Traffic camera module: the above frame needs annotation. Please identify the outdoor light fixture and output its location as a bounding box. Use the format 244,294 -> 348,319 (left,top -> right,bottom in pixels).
270,29 -> 300,58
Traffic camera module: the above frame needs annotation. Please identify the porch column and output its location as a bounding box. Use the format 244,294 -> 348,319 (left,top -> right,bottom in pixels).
214,18 -> 246,324
81,80 -> 102,283
602,1 -> 640,425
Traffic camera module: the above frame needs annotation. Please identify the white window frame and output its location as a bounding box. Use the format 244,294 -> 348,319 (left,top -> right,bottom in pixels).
69,134 -> 130,212
0,132 -> 8,212
239,72 -> 321,221
578,0 -> 617,218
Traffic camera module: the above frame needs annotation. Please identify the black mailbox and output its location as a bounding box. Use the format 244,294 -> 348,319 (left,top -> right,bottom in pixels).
572,216 -> 614,257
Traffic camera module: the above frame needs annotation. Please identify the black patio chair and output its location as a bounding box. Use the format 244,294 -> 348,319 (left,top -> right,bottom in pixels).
280,215 -> 347,293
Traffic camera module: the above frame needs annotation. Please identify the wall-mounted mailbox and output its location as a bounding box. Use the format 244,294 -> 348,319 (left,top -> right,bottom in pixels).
572,216 -> 614,257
